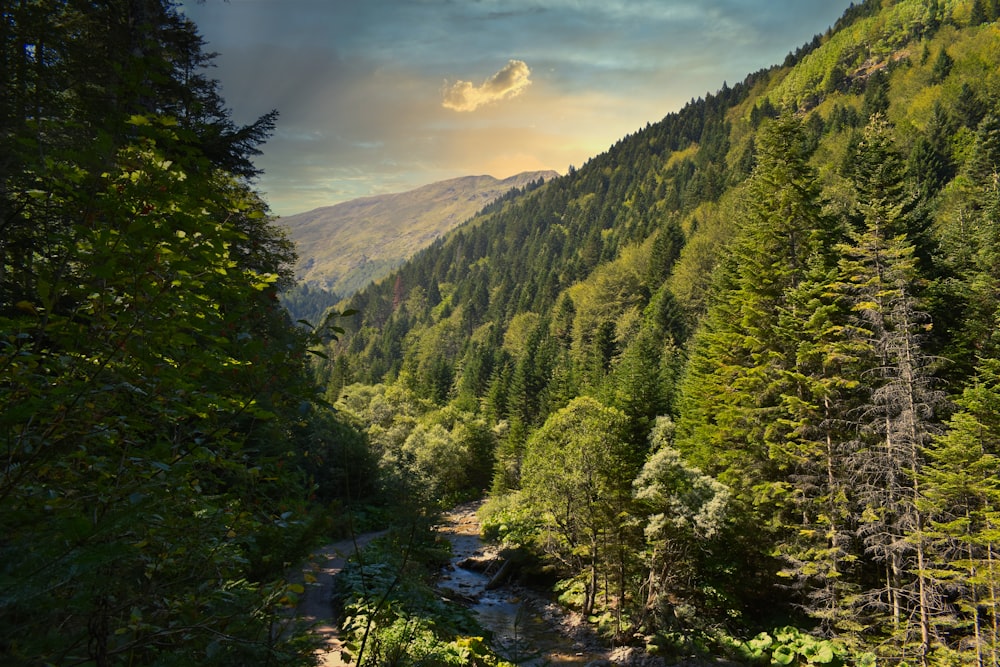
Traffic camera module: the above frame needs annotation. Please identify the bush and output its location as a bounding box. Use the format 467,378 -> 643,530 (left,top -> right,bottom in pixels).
740,626 -> 875,667
333,530 -> 515,666
478,491 -> 540,548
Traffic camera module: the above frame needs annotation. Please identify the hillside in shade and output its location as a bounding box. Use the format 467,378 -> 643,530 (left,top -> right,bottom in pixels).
279,170 -> 558,298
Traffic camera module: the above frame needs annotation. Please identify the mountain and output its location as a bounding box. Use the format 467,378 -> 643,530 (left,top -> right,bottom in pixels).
279,170 -> 558,298
321,0 -> 1000,660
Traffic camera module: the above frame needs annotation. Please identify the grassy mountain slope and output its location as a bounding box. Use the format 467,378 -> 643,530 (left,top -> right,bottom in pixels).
280,171 -> 557,297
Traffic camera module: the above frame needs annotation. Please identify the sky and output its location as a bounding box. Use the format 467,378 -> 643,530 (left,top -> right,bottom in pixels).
179,0 -> 855,217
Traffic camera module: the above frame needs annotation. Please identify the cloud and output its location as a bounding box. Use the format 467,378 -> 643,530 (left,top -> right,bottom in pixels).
442,59 -> 532,112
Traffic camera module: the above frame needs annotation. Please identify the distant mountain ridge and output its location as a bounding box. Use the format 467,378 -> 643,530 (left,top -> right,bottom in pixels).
279,170 -> 559,297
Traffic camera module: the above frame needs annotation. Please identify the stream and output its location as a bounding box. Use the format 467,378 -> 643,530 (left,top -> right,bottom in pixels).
436,503 -> 608,666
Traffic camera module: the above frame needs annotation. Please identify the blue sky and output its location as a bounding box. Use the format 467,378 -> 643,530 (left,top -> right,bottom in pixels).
179,0 -> 854,216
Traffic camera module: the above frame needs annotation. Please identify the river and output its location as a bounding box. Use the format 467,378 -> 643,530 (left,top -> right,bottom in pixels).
296,504 -> 662,666
435,502 -> 609,666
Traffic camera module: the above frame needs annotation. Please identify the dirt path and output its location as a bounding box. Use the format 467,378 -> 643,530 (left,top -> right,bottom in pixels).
292,529 -> 389,666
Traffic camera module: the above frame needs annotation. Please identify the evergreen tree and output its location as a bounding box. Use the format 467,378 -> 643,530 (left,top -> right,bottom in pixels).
939,114 -> 1000,370
862,70 -> 891,120
927,0 -> 943,33
919,359 -> 1000,665
675,113 -> 841,614
772,258 -> 863,638
929,48 -> 953,84
677,112 -> 834,492
908,136 -> 949,200
956,83 -> 988,129
647,217 -> 685,288
971,0 -> 988,26
835,116 -> 945,664
605,325 -> 673,448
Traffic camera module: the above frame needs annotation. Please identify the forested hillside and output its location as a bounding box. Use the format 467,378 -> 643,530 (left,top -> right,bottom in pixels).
281,170 -> 558,299
322,0 -> 1000,663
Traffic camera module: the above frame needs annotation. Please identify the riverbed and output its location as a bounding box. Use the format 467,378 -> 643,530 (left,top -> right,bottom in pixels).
435,502 -> 608,666
295,503 -> 671,666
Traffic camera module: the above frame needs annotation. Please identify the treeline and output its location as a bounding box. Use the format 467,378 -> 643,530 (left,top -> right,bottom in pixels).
282,281 -> 343,328
0,2 -> 379,664
323,1 -> 1000,663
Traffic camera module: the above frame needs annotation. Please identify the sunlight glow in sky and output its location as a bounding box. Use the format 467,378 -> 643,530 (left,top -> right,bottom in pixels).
179,0 -> 854,216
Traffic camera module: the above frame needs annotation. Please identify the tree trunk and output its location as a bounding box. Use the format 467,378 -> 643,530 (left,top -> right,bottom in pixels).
988,537 -> 999,667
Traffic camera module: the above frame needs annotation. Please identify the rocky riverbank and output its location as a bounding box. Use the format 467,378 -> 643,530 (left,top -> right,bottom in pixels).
436,502 -> 742,667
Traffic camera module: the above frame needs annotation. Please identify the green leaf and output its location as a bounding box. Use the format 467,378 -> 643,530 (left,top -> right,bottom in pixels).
772,645 -> 797,666
749,633 -> 774,652
809,644 -> 835,665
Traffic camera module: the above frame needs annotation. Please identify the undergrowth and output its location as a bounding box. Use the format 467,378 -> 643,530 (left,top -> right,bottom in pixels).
332,523 -> 514,666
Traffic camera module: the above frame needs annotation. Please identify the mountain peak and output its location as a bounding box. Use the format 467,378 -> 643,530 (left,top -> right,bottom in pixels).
280,170 -> 558,296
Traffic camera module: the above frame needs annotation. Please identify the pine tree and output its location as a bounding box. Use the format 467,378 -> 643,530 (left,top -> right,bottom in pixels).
606,325 -> 673,449
929,48 -> 953,84
835,115 -> 945,664
919,359 -> 1000,665
647,217 -> 685,288
927,0 -> 943,33
677,112 -> 835,491
772,257 -> 863,638
862,70 -> 891,120
675,113 -> 845,615
971,0 -> 988,26
939,114 -> 1000,369
956,83 -> 988,129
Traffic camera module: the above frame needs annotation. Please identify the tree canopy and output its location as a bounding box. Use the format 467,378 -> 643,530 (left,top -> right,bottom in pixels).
1,2 -> 347,664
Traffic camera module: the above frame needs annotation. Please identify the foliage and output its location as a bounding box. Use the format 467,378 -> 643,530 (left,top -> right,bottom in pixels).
0,2 -> 368,664
478,491 -> 542,549
334,530 -> 515,667
634,420 -> 729,542
632,417 -> 731,632
311,0 -> 1000,661
518,396 -> 644,634
336,383 -> 495,509
741,627 -> 870,667
280,282 -> 341,331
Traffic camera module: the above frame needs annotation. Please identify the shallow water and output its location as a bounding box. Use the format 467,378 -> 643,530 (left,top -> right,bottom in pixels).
436,515 -> 602,666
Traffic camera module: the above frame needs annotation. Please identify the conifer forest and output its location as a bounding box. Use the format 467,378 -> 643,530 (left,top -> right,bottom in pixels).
5,1 -> 1000,665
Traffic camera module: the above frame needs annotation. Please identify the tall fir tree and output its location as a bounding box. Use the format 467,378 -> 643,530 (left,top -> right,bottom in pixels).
835,115 -> 945,665
919,358 -> 1000,665
772,256 -> 863,639
676,112 -> 841,607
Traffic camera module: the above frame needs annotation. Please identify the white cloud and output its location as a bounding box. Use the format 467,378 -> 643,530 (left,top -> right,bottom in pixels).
442,59 -> 532,112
